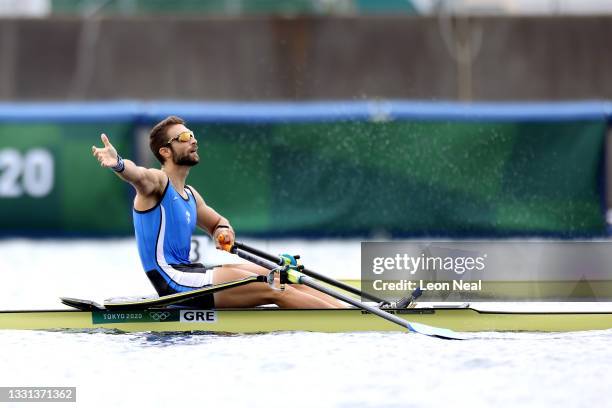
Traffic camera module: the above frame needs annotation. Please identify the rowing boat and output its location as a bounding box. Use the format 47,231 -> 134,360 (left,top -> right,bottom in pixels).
2,304 -> 612,333
3,243 -> 609,336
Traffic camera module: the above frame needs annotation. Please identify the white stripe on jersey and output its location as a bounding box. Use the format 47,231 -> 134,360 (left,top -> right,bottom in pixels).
156,205 -> 214,287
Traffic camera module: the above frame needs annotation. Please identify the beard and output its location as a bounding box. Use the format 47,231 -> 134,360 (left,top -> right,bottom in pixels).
171,148 -> 199,167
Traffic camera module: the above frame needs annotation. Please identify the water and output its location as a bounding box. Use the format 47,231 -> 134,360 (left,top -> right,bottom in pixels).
2,330 -> 611,407
1,240 -> 612,407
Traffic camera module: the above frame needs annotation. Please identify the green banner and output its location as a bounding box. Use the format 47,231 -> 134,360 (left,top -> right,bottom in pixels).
185,120 -> 606,236
0,123 -> 135,236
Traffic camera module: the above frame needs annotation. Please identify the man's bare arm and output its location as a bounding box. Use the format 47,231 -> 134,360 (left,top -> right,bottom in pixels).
189,186 -> 235,251
91,133 -> 165,195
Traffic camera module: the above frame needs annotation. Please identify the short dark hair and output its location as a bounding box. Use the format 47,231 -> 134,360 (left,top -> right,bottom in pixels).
149,115 -> 185,164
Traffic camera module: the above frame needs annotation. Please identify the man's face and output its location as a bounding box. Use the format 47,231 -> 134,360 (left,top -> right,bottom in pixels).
166,124 -> 199,166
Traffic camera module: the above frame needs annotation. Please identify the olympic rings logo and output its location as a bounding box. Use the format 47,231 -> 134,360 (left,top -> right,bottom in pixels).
149,311 -> 171,321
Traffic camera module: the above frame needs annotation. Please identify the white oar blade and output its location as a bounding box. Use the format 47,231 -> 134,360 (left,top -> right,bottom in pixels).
407,321 -> 468,340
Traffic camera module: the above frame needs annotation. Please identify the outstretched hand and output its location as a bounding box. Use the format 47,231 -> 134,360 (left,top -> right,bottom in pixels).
92,133 -> 119,168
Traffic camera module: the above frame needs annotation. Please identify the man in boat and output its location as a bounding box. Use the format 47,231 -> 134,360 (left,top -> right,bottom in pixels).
92,115 -> 341,308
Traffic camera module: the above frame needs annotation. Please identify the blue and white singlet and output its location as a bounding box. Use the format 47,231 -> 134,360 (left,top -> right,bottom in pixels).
133,178 -> 214,294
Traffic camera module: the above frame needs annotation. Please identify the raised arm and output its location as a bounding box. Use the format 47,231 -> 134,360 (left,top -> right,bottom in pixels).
189,186 -> 235,251
91,133 -> 165,196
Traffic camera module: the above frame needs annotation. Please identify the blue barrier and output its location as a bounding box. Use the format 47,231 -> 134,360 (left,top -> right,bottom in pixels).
1,100 -> 611,123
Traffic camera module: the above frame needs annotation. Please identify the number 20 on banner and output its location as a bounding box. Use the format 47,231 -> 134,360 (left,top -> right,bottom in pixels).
0,148 -> 54,198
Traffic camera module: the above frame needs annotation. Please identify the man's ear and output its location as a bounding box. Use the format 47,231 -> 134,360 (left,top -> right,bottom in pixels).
159,146 -> 171,161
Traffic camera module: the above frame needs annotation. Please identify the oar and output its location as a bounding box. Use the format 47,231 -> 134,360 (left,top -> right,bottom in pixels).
233,241 -> 390,305
233,247 -> 467,340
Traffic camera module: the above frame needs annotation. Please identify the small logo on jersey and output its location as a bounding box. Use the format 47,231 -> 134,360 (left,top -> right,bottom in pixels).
180,310 -> 217,323
173,195 -> 179,201
186,210 -> 191,225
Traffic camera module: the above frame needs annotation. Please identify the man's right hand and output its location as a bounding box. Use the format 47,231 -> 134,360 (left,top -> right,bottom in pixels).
92,133 -> 119,168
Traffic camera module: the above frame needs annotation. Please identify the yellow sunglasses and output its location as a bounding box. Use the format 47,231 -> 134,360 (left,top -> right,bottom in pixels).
165,131 -> 194,146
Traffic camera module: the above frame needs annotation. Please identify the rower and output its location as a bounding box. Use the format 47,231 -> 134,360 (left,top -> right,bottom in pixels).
91,116 -> 343,309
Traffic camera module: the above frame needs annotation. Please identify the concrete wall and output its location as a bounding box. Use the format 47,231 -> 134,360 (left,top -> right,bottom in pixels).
0,15 -> 610,101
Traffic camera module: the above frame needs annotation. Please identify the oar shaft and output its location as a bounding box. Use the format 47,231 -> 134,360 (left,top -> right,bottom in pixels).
234,241 -> 387,304
234,248 -> 409,329
235,248 -> 279,271
299,275 -> 411,328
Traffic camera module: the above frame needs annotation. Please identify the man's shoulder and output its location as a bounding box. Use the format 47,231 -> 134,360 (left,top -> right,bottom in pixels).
145,168 -> 168,185
134,168 -> 167,197
147,168 -> 166,178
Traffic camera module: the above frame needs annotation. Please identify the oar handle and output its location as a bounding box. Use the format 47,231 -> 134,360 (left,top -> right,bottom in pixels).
232,241 -> 389,304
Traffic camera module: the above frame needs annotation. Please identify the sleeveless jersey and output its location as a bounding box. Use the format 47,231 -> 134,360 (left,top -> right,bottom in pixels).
133,179 -> 210,291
